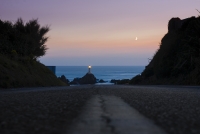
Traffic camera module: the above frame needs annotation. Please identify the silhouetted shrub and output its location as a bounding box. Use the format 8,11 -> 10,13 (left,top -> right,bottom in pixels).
0,18 -> 49,60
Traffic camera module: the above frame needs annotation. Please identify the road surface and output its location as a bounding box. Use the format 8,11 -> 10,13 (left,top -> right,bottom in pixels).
0,85 -> 200,134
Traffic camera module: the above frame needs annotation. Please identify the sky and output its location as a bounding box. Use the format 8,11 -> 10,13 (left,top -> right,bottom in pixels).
1,0 -> 199,66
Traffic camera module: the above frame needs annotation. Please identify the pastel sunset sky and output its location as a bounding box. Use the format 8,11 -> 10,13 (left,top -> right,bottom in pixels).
1,0 -> 199,66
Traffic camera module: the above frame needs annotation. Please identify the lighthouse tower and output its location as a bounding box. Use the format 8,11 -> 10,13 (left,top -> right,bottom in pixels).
88,66 -> 91,74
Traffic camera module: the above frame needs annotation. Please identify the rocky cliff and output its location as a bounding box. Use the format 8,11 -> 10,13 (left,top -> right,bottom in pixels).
130,16 -> 200,85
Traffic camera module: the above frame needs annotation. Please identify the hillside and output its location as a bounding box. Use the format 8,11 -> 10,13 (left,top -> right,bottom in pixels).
130,16 -> 200,85
0,54 -> 66,88
0,18 -> 67,88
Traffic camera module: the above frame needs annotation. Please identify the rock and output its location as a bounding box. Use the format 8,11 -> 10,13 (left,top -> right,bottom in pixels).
79,73 -> 97,84
70,72 -> 97,85
130,16 -> 200,85
99,79 -> 106,83
168,17 -> 181,31
70,78 -> 81,85
110,79 -> 130,85
117,79 -> 130,84
58,75 -> 69,85
168,16 -> 196,32
110,79 -> 120,84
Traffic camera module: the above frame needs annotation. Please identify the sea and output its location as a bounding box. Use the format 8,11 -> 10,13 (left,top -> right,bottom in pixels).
56,66 -> 145,83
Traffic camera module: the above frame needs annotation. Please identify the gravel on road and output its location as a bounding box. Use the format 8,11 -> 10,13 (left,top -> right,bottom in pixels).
0,86 -> 95,134
97,85 -> 200,134
0,85 -> 200,134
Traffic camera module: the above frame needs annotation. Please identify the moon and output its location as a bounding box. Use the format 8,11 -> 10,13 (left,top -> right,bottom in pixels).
135,37 -> 138,40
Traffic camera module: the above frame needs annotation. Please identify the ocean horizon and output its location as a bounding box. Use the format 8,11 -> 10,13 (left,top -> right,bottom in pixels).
55,66 -> 145,82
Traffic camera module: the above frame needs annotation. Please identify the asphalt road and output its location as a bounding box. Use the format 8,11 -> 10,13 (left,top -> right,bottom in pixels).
0,85 -> 200,134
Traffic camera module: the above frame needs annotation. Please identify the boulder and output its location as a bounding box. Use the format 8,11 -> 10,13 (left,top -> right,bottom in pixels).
168,16 -> 196,32
168,17 -> 181,31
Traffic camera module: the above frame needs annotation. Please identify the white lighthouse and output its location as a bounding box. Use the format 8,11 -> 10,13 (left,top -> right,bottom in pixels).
88,65 -> 91,74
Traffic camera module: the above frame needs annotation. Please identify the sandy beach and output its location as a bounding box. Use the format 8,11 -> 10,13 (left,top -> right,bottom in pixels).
0,85 -> 200,134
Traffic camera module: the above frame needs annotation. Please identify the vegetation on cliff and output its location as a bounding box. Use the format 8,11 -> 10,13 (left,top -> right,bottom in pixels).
130,15 -> 200,85
0,18 -> 66,88
0,18 -> 48,59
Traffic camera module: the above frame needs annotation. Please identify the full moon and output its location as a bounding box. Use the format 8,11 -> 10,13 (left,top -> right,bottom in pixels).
135,37 -> 138,40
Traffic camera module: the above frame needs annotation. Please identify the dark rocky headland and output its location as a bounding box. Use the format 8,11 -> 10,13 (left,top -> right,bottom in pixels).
130,16 -> 200,85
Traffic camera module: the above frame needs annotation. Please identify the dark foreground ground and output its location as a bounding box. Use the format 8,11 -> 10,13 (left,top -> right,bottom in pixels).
0,85 -> 200,134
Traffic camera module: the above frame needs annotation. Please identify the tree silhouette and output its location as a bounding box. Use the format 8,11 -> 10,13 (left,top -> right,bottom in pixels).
0,18 -> 49,60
